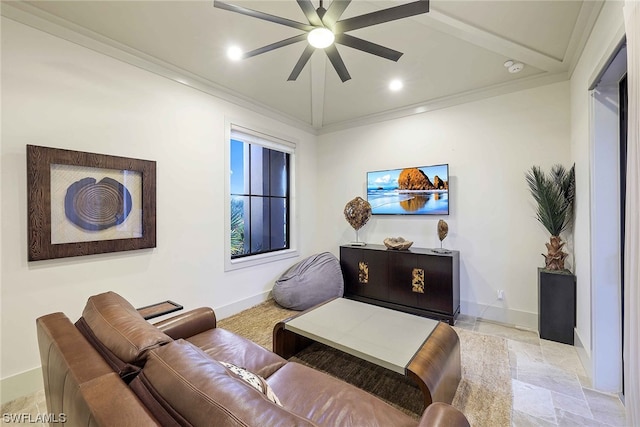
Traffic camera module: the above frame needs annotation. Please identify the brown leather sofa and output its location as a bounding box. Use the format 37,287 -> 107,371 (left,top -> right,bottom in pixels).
36,291 -> 470,426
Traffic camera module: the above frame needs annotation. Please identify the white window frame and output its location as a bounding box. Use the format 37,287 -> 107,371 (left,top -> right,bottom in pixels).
224,118 -> 298,271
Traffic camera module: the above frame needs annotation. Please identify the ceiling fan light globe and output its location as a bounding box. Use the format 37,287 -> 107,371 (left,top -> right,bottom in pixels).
308,27 -> 335,49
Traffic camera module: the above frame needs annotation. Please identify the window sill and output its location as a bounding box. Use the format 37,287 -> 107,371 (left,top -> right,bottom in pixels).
224,248 -> 299,271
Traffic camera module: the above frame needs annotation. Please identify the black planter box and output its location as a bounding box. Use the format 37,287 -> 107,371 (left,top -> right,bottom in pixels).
538,268 -> 576,345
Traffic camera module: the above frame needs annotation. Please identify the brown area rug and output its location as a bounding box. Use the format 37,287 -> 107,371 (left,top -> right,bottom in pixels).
218,299 -> 512,426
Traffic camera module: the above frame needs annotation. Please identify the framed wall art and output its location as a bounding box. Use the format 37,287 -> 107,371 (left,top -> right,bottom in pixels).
27,145 -> 156,261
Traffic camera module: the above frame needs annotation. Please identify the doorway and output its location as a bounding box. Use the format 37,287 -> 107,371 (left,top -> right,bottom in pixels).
619,73 -> 628,395
589,41 -> 627,392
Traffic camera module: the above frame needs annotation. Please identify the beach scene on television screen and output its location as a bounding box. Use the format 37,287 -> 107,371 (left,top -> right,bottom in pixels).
367,165 -> 448,215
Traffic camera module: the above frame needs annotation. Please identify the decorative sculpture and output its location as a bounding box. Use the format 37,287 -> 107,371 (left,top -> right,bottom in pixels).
343,196 -> 372,246
383,237 -> 413,250
437,219 -> 449,241
433,219 -> 451,253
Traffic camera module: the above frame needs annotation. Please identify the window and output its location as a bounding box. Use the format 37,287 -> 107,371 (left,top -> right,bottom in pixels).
227,125 -> 296,268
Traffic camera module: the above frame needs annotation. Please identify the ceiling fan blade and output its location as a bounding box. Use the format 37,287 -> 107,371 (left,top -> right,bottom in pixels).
334,0 -> 429,33
288,44 -> 316,81
323,0 -> 351,28
335,33 -> 403,62
243,34 -> 308,59
324,45 -> 351,82
296,0 -> 323,27
214,1 -> 313,32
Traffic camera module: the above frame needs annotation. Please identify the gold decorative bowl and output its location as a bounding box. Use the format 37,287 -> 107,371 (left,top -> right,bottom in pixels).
383,237 -> 413,250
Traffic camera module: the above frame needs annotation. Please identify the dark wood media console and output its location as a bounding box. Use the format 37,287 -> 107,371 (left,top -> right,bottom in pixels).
340,244 -> 460,325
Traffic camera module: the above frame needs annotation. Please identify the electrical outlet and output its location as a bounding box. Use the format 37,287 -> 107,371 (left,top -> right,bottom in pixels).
497,290 -> 505,300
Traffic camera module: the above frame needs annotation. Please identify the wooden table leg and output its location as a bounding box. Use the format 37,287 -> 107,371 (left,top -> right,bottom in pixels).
406,322 -> 461,409
272,299 -> 338,358
273,321 -> 314,359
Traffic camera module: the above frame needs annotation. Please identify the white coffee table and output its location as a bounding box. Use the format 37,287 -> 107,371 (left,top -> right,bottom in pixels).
273,298 -> 461,408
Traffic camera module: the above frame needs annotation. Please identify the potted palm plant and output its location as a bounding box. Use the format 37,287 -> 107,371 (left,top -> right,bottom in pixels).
525,164 -> 576,344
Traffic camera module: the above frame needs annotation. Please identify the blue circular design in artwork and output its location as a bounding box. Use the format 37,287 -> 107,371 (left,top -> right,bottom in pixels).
64,177 -> 133,231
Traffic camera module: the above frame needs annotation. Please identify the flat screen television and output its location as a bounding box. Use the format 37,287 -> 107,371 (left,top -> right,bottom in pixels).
367,164 -> 449,215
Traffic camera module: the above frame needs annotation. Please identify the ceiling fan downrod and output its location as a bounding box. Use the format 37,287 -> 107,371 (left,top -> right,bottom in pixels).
317,0 -> 326,19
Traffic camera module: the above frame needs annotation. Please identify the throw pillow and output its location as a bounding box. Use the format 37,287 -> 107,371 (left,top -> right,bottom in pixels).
220,361 -> 282,406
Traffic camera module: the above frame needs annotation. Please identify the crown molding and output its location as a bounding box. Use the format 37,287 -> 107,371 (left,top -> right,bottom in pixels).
317,71 -> 568,135
1,1 -> 576,136
1,2 -> 318,135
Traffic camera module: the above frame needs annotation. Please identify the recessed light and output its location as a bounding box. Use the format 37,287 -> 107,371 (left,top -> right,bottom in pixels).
227,46 -> 243,61
389,79 -> 403,91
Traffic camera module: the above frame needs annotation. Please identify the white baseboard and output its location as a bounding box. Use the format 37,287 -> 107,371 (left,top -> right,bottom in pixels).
1,367 -> 43,405
214,290 -> 273,320
574,329 -> 593,381
460,299 -> 538,331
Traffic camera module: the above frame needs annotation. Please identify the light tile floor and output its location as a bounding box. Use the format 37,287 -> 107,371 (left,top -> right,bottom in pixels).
1,389 -> 47,427
1,317 -> 628,426
456,314 -> 628,427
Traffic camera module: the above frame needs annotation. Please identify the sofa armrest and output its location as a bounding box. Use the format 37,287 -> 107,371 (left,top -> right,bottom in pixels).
153,307 -> 217,339
417,402 -> 470,427
36,313 -> 160,426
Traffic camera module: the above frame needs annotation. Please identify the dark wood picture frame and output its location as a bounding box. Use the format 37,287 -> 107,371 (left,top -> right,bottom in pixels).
27,145 -> 156,261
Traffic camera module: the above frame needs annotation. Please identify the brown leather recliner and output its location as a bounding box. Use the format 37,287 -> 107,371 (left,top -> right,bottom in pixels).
36,291 -> 470,427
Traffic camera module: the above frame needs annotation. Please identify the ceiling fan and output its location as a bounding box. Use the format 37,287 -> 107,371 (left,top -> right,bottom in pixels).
214,0 -> 430,82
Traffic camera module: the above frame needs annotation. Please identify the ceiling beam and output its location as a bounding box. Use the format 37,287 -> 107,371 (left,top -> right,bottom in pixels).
563,0 -> 604,76
310,51 -> 326,128
412,9 -> 566,74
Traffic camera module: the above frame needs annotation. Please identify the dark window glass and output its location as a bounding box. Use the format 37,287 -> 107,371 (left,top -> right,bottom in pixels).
270,197 -> 287,250
230,136 -> 290,258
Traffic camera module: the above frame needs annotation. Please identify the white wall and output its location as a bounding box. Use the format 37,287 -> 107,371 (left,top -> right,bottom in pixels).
0,18 -> 317,401
1,0 -> 629,404
569,0 -> 625,391
316,82 -> 571,328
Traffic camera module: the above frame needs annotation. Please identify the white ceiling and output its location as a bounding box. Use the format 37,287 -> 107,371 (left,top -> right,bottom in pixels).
4,0 -> 603,133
